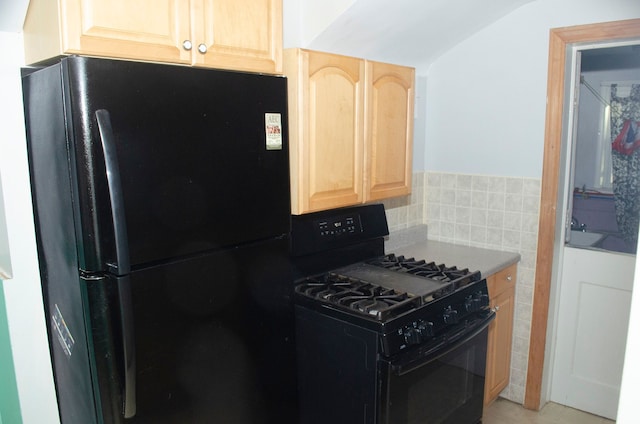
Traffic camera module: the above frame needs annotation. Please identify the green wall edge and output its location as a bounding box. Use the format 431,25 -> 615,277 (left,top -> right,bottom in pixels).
0,281 -> 22,424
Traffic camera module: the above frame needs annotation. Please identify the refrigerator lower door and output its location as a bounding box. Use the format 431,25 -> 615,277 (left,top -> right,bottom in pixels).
121,238 -> 297,423
45,276 -> 101,424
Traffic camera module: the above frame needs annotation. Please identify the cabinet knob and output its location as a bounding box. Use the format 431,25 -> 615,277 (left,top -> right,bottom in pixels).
198,43 -> 208,54
492,306 -> 501,313
506,275 -> 512,281
182,40 -> 193,51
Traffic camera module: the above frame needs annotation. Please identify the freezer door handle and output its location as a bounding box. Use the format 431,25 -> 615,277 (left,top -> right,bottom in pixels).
95,109 -> 131,275
118,275 -> 136,418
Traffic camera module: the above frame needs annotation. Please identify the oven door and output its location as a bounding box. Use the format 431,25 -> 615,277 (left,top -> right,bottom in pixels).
379,312 -> 494,424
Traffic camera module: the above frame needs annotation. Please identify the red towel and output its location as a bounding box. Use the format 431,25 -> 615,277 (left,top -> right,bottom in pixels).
612,119 -> 640,155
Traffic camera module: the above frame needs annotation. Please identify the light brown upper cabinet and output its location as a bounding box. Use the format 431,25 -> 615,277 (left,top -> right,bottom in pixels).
284,49 -> 366,214
284,48 -> 414,215
365,60 -> 414,202
23,0 -> 283,74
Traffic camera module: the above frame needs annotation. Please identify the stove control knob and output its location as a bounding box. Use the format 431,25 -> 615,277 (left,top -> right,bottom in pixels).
403,327 -> 422,345
476,293 -> 490,308
464,296 -> 480,312
417,320 -> 434,338
443,306 -> 459,325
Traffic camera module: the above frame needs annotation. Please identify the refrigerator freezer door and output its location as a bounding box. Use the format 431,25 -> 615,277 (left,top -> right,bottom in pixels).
61,56 -> 291,272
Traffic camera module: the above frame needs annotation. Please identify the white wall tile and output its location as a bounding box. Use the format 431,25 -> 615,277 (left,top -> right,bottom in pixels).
472,175 -> 489,191
441,188 -> 456,205
456,190 -> 472,208
471,209 -> 488,226
457,174 -> 473,189
506,177 -> 524,194
472,191 -> 489,209
488,192 -> 506,210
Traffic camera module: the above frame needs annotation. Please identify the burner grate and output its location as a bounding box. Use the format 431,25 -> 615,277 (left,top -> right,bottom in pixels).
366,254 -> 481,289
295,273 -> 423,321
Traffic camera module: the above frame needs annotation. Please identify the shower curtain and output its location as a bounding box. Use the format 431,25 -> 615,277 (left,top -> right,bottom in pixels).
611,83 -> 640,243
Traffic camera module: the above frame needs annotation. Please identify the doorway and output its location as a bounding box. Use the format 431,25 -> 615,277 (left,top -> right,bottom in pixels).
523,19 -> 640,413
569,46 -> 640,254
549,42 -> 639,420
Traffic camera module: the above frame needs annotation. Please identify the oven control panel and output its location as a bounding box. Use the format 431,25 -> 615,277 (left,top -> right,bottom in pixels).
291,204 -> 389,257
316,214 -> 362,238
402,319 -> 435,345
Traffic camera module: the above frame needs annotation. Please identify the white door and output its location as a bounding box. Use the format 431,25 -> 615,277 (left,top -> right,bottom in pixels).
550,246 -> 634,419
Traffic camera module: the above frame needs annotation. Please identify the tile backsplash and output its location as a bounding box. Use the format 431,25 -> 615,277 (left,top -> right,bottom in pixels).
381,172 -> 425,232
383,171 -> 541,405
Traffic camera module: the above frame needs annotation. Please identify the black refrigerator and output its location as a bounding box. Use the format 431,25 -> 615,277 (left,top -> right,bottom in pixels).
22,56 -> 297,424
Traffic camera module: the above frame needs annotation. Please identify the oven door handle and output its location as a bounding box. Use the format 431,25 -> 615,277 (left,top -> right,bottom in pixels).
391,311 -> 495,376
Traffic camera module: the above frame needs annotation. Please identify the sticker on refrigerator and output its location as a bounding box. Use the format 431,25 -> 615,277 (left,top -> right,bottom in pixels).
52,304 -> 75,358
265,113 -> 283,150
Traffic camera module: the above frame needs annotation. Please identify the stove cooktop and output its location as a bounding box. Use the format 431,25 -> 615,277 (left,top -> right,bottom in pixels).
294,254 -> 482,322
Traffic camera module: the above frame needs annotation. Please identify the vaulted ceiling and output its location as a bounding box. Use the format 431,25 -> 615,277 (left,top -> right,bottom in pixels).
299,0 -> 536,68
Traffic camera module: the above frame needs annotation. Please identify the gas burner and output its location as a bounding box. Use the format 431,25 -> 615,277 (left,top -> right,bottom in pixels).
301,278 -> 352,298
295,274 -> 423,321
351,299 -> 389,316
366,254 -> 481,289
338,291 -> 411,316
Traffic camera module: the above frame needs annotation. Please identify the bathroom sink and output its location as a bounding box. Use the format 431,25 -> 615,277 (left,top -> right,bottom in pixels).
568,230 -> 604,247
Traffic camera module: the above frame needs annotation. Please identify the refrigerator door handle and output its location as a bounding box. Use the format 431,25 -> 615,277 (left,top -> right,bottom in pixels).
118,275 -> 136,418
96,110 -> 136,418
95,109 -> 131,275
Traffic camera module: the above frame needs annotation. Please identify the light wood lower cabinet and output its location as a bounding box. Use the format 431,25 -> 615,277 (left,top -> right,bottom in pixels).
284,48 -> 414,214
23,0 -> 282,74
484,263 -> 517,406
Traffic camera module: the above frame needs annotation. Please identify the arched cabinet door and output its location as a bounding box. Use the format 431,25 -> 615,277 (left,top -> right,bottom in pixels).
285,49 -> 365,214
365,61 -> 414,202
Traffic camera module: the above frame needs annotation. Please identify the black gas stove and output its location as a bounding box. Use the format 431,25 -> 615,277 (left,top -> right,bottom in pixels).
291,204 -> 494,424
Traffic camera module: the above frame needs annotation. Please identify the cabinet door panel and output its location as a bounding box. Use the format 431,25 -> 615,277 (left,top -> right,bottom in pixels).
366,62 -> 414,201
484,264 -> 516,406
195,0 -> 282,73
485,287 -> 515,402
62,0 -> 192,64
304,53 -> 365,212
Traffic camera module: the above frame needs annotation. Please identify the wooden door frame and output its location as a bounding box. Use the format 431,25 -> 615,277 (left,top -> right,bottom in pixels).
524,18 -> 640,410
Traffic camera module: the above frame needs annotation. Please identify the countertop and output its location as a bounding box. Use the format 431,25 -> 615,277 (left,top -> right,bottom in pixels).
385,227 -> 520,278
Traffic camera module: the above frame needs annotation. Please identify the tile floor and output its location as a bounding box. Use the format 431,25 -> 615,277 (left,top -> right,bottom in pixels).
483,398 -> 615,424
